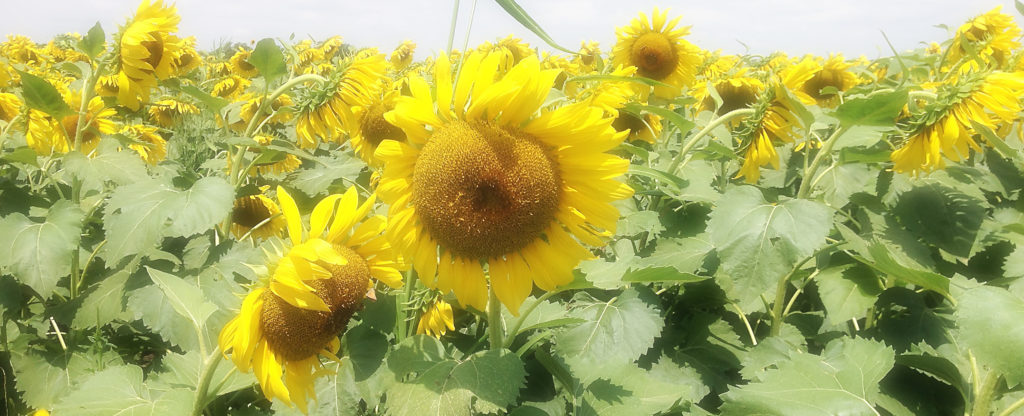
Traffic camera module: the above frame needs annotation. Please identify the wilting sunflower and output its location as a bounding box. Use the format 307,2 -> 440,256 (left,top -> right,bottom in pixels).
148,98 -> 199,127
735,85 -> 805,183
891,71 -> 1024,174
26,92 -> 116,156
350,86 -> 405,165
1,35 -> 42,64
376,52 -> 632,314
230,47 -> 260,78
96,75 -> 121,97
219,186 -> 404,413
231,189 -> 287,240
121,124 -> 167,165
948,6 -> 1021,69
612,8 -> 702,99
174,36 -> 202,76
695,74 -> 765,115
417,298 -> 455,338
212,75 -> 251,99
389,40 -> 416,71
782,55 -> 858,107
0,93 -> 21,122
114,0 -> 183,110
294,51 -> 386,149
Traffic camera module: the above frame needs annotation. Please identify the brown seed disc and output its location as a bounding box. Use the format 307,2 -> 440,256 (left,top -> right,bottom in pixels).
359,103 -> 405,147
631,32 -> 678,80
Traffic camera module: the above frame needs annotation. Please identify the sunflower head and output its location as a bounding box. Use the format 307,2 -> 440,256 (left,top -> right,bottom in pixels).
294,51 -> 387,148
697,75 -> 765,115
351,87 -> 406,165
148,98 -> 199,127
212,75 -> 251,99
417,298 -> 455,338
114,0 -> 184,110
612,8 -> 702,98
230,47 -> 260,78
799,55 -> 858,107
734,85 -> 805,183
122,124 -> 167,165
1,35 -> 43,64
949,6 -> 1021,69
389,40 -> 416,71
0,93 -> 23,123
376,51 -> 632,313
612,111 -> 662,144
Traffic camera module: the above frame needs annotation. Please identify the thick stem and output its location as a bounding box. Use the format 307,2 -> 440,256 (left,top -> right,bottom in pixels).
68,64 -> 101,300
796,125 -> 847,199
972,371 -> 1000,416
397,271 -> 416,341
191,351 -> 224,416
503,290 -> 558,349
487,284 -> 503,350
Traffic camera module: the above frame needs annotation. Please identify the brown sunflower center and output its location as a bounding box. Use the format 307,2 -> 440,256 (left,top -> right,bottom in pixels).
412,121 -> 561,259
359,104 -> 405,147
141,38 -> 164,70
802,70 -> 843,102
260,246 -> 370,361
232,196 -> 274,229
237,58 -> 256,73
612,112 -> 649,136
631,32 -> 678,80
704,82 -> 759,115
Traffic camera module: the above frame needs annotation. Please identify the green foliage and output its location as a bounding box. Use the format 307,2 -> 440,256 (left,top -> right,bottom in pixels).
249,38 -> 288,83
15,70 -> 73,119
53,365 -> 193,415
78,22 -> 105,59
955,284 -> 1024,386
0,201 -> 83,297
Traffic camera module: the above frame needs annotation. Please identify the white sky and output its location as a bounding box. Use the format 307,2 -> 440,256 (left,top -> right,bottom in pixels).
2,0 -> 1022,59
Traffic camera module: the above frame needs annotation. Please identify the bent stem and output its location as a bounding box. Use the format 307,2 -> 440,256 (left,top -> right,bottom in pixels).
487,284 -> 504,349
796,125 -> 847,199
667,108 -> 754,175
191,350 -> 225,416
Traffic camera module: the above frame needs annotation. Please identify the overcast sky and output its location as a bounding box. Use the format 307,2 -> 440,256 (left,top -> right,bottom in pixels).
2,0 -> 1021,59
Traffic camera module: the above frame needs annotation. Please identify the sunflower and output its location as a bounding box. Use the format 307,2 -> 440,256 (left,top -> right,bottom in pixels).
234,93 -> 294,132
566,65 -> 638,116
695,74 -> 765,115
212,75 -> 251,99
573,41 -> 603,73
26,91 -> 116,156
350,86 -> 405,165
376,52 -> 632,314
294,51 -> 386,149
389,40 -> 416,71
0,93 -> 22,122
122,124 -> 167,165
612,8 -> 702,99
114,0 -> 184,111
1,35 -> 42,64
735,85 -> 805,183
230,47 -> 260,79
148,98 -> 199,127
231,189 -> 287,240
417,298 -> 455,338
782,55 -> 858,107
612,111 -> 663,144
174,37 -> 202,76
948,6 -> 1021,69
252,134 -> 302,175
891,71 -> 1024,174
219,186 -> 404,413
95,75 -> 121,97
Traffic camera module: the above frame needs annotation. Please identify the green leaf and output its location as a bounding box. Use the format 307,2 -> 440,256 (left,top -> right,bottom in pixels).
53,365 -> 192,415
637,235 -> 714,275
707,186 -> 832,309
833,89 -> 908,127
343,324 -> 388,381
815,265 -> 883,325
554,288 -> 663,382
289,153 -> 365,197
156,350 -> 251,396
955,284 -> 1024,386
893,183 -> 984,258
386,345 -> 526,416
1017,0 -> 1024,18
580,362 -> 702,416
146,268 -> 217,339
895,352 -> 968,402
494,0 -> 575,54
624,103 -> 696,135
853,244 -> 950,298
1,147 -> 39,167
176,84 -> 229,112
811,163 -> 877,208
0,201 -> 83,297
721,337 -> 895,415
387,335 -> 447,376
127,284 -> 201,349
72,270 -> 130,329
569,74 -> 675,90
249,38 -> 287,82
78,22 -> 105,59
164,176 -> 234,237
16,70 -> 73,119
63,140 -> 149,194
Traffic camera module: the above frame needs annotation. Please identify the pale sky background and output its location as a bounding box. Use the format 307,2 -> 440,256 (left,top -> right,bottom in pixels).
2,0 -> 1022,58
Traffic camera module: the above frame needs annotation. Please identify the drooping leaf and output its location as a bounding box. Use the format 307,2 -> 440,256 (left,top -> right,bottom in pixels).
249,38 -> 287,82
0,201 -> 83,297
893,183 -> 985,258
63,140 -> 149,194
146,267 -> 217,339
289,153 -> 365,197
579,362 -> 703,416
16,70 -> 73,119
816,264 -> 883,325
852,243 -> 950,298
72,270 -> 131,329
126,284 -> 201,349
493,0 -> 575,54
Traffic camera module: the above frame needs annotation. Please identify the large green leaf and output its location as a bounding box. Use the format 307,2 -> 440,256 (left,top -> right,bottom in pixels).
72,270 -> 131,329
53,365 -> 192,415
164,177 -> 234,237
146,268 -> 217,339
10,347 -> 125,410
249,38 -> 287,83
126,284 -> 201,349
721,337 -> 895,415
386,337 -> 526,416
0,201 -> 83,297
77,22 -> 105,59
554,288 -> 663,381
707,186 -> 832,309
893,183 -> 985,258
579,362 -> 704,416
955,284 -> 1024,386
289,153 -> 365,197
852,243 -> 950,298
63,139 -> 149,195
833,89 -> 908,127
155,350 -> 251,397
815,264 -> 883,325
16,70 -> 73,119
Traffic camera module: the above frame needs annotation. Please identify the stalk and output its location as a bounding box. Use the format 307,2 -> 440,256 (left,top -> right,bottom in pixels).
487,285 -> 503,349
796,125 -> 847,199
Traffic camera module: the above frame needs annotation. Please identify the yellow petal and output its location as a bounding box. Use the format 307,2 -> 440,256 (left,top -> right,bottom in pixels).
277,186 -> 303,245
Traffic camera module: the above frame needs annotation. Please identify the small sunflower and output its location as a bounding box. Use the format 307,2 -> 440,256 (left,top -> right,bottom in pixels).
1,35 -> 42,64
114,0 -> 184,110
948,6 -> 1021,69
174,37 -> 202,76
735,85 -> 805,183
230,47 -> 260,79
350,86 -> 405,165
148,98 -> 199,127
26,91 -> 116,156
294,51 -> 386,149
252,134 -> 302,175
417,298 -> 455,338
782,55 -> 858,107
212,75 -> 252,99
891,71 -> 1024,174
121,124 -> 167,165
0,93 -> 22,122
612,8 -> 702,99
96,74 -> 121,97
231,189 -> 287,240
389,40 -> 416,71
219,186 -> 404,413
573,41 -> 603,73
376,52 -> 632,314
695,74 -> 765,115
612,111 -> 663,144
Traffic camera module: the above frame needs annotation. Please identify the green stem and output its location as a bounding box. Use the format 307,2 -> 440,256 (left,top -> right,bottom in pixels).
667,108 -> 754,176
796,125 -> 847,199
972,371 -> 1000,416
446,0 -> 461,52
731,303 -> 757,346
68,63 -> 101,300
0,113 -> 22,149
503,290 -> 558,349
997,396 -> 1024,416
487,284 -> 503,350
191,351 -> 224,416
397,271 -> 416,341
908,90 -> 937,102
770,242 -> 842,336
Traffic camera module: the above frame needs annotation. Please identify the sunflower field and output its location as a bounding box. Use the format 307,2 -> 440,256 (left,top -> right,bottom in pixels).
3,0 -> 1024,415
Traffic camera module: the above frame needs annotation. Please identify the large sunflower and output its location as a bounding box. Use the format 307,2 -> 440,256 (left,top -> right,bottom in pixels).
114,0 -> 184,111
25,91 -> 116,156
219,186 -> 404,413
612,8 -> 702,99
376,52 -> 632,314
231,188 -> 288,240
294,51 -> 386,149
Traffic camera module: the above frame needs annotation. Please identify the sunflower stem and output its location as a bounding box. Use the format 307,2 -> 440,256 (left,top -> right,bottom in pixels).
397,270 -> 416,341
667,108 -> 754,176
503,290 -> 558,349
446,0 -> 461,53
191,350 -> 224,416
487,284 -> 504,350
972,370 -> 1000,416
796,125 -> 847,199
68,61 -> 101,300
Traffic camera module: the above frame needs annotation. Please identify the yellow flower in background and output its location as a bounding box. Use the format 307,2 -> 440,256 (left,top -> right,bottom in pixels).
350,86 -> 405,166
1,35 -> 43,64
0,93 -> 22,122
948,6 -> 1021,69
783,55 -> 858,107
318,36 -> 345,61
148,98 -> 199,127
566,65 -> 638,116
115,0 -> 184,110
891,71 -> 1024,174
230,47 -> 260,79
573,41 -> 603,73
252,134 -> 302,175
175,36 -> 202,76
121,124 -> 167,165
417,299 -> 455,338
736,85 -> 805,183
219,186 -> 404,413
389,40 -> 416,71
612,8 -> 702,99
376,52 -> 632,314
698,50 -> 740,80
96,75 -> 121,97
231,189 -> 287,240
235,93 -> 294,132
695,75 -> 765,115
612,111 -> 663,144
926,42 -> 943,55
212,75 -> 252,99
294,51 -> 386,149
26,92 -> 116,156
479,36 -> 535,73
